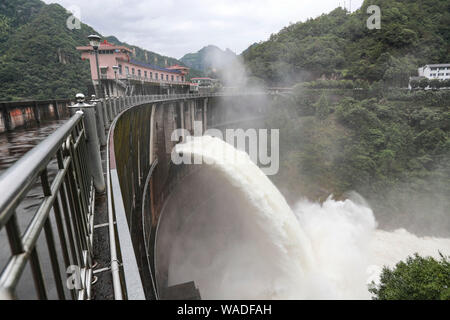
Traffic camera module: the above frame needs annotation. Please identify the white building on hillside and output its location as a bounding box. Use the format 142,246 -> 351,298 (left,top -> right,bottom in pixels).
418,64 -> 450,80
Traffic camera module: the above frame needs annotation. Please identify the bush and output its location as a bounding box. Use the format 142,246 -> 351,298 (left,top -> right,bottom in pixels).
304,79 -> 359,90
369,253 -> 450,300
419,78 -> 429,90
429,79 -> 441,90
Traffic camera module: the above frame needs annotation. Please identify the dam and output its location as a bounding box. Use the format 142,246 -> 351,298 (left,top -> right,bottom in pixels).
0,92 -> 275,300
1,91 -> 448,300
0,35 -> 449,301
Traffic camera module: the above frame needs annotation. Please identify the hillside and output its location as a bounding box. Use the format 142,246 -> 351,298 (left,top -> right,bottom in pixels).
0,0 -> 201,101
267,88 -> 450,236
180,45 -> 236,76
242,0 -> 450,86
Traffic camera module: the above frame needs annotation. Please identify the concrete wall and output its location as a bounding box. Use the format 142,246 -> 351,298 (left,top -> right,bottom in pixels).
0,100 -> 72,133
109,94 -> 270,299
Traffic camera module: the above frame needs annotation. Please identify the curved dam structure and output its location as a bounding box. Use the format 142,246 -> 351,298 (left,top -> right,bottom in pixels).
155,136 -> 314,299
107,94 -> 271,299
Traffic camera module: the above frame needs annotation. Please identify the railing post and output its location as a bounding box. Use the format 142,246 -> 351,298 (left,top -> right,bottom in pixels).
112,97 -> 116,117
114,97 -> 118,115
90,95 -> 107,147
106,96 -> 113,122
33,101 -> 41,124
53,100 -> 60,120
112,97 -> 117,117
69,94 -> 106,193
1,104 -> 12,132
110,97 -> 115,117
203,98 -> 208,131
100,99 -> 109,127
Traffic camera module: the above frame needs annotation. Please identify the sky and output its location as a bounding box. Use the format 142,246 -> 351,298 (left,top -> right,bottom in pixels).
43,0 -> 364,59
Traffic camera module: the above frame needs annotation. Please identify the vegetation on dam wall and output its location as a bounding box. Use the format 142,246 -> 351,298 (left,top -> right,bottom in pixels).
266,88 -> 449,236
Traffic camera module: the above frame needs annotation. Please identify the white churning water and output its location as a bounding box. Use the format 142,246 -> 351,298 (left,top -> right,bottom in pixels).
169,136 -> 450,299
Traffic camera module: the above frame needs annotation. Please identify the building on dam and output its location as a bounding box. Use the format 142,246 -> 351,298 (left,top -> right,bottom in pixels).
77,39 -> 197,96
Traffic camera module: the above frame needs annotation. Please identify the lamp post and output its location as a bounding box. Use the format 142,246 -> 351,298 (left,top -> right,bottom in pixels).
88,34 -> 104,99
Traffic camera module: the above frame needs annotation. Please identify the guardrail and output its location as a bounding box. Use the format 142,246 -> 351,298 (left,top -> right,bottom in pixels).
119,75 -> 189,86
0,99 -> 73,133
105,93 -> 222,299
0,112 -> 95,300
0,91 -> 265,300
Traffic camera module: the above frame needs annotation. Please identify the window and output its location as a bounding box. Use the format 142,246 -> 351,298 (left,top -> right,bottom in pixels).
119,64 -> 122,75
125,66 -> 129,75
171,75 -> 174,81
144,71 -> 147,78
138,69 -> 141,77
431,67 -> 438,71
166,75 -> 169,81
132,68 -> 135,75
438,73 -> 444,76
161,74 -> 164,80
177,76 -> 179,81
155,73 -> 158,80
150,72 -> 153,79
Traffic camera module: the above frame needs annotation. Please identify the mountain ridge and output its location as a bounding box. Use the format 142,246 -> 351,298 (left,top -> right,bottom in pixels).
242,0 -> 450,86
180,45 -> 237,75
0,0 -> 203,101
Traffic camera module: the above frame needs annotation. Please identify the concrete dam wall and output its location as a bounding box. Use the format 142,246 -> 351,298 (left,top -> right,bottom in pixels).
108,94 -> 271,299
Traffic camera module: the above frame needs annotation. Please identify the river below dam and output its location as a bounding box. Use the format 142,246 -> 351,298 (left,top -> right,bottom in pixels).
165,136 -> 450,299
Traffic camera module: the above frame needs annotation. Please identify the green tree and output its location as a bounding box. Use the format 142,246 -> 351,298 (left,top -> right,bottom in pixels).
243,0 -> 450,86
409,79 -> 419,90
315,93 -> 330,120
429,79 -> 441,91
369,253 -> 450,300
418,78 -> 429,90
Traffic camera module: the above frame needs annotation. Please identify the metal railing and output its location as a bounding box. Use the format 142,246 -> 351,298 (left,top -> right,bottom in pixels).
119,74 -> 189,85
0,112 -> 95,299
0,91 -> 265,300
0,99 -> 73,133
104,93 -> 212,299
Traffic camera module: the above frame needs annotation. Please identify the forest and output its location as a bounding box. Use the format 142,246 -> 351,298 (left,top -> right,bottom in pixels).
266,85 -> 449,237
0,0 -> 200,101
242,0 -> 450,87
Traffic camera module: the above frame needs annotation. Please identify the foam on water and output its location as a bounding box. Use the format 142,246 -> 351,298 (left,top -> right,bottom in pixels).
172,136 -> 450,299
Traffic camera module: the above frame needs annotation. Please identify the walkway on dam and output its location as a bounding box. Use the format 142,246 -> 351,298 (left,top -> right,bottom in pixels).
0,92 -> 267,300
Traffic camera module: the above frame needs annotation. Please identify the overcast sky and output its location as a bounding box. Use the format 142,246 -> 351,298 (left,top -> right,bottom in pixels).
43,0 -> 364,59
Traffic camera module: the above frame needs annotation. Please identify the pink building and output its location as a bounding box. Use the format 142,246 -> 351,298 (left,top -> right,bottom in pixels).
77,40 -> 191,95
